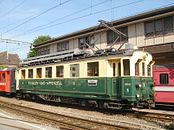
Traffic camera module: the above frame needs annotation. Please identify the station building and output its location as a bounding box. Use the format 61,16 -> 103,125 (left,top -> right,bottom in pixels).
34,5 -> 174,65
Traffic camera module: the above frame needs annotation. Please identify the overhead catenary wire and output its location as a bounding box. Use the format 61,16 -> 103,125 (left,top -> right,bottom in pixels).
2,0 -> 73,35
11,0 -> 146,38
0,0 -> 26,19
11,0 -> 110,38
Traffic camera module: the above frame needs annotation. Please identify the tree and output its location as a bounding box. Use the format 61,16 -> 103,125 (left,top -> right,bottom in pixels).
27,35 -> 51,58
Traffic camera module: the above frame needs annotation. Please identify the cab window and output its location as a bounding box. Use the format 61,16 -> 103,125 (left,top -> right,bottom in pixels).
21,70 -> 25,79
123,59 -> 130,75
147,63 -> 151,76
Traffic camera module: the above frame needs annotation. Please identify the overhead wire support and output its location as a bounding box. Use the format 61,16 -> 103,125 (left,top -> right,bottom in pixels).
98,20 -> 127,50
0,38 -> 32,45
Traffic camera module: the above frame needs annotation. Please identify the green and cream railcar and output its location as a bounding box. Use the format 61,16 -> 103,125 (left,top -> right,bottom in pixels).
17,50 -> 154,109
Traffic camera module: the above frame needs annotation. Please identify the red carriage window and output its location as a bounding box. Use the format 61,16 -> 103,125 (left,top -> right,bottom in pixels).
1,73 -> 5,82
160,73 -> 169,85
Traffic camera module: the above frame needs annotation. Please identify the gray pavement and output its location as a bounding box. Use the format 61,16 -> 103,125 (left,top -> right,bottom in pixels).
0,109 -> 59,130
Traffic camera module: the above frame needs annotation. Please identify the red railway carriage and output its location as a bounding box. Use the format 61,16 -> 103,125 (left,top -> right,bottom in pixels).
153,64 -> 174,104
0,68 -> 16,94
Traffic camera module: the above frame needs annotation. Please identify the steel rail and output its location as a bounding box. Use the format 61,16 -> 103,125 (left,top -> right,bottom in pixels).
0,100 -> 148,130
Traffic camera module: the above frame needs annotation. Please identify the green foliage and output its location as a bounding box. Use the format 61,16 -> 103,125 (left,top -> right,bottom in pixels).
33,35 -> 51,45
27,35 -> 51,58
27,48 -> 37,58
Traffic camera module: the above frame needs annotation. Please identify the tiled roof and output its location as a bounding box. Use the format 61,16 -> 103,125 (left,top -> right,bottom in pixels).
0,51 -> 20,66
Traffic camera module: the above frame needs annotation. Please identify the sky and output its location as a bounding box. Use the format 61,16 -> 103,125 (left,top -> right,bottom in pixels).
0,0 -> 173,59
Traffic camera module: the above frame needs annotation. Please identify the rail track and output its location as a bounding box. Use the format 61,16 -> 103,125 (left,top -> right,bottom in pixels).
131,109 -> 174,123
0,99 -> 163,130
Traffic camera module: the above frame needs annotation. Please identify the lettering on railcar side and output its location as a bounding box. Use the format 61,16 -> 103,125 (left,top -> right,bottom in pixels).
28,81 -> 62,86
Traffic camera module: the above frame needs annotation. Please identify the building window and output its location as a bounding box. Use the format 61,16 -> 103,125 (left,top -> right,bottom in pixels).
78,35 -> 94,49
21,70 -> 25,79
107,26 -> 128,44
56,66 -> 64,77
160,73 -> 169,84
164,16 -> 173,34
155,19 -> 163,35
28,69 -> 33,78
36,68 -> 42,78
70,64 -> 79,77
57,41 -> 69,52
145,21 -> 154,37
45,67 -> 52,78
37,46 -> 50,56
145,16 -> 174,37
123,59 -> 130,75
87,62 -> 99,76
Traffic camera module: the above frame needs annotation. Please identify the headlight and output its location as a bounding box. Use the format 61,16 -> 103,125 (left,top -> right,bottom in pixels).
138,84 -> 142,88
136,94 -> 140,98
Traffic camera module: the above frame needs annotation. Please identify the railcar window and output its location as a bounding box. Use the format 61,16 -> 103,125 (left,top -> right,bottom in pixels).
147,63 -> 151,76
113,63 -> 116,76
28,69 -> 33,78
70,64 -> 79,77
87,62 -> 99,76
142,63 -> 145,76
45,67 -> 52,78
118,62 -> 121,76
21,70 -> 25,79
160,73 -> 169,84
56,66 -> 64,77
37,68 -> 42,78
135,62 -> 139,76
123,59 -> 130,75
